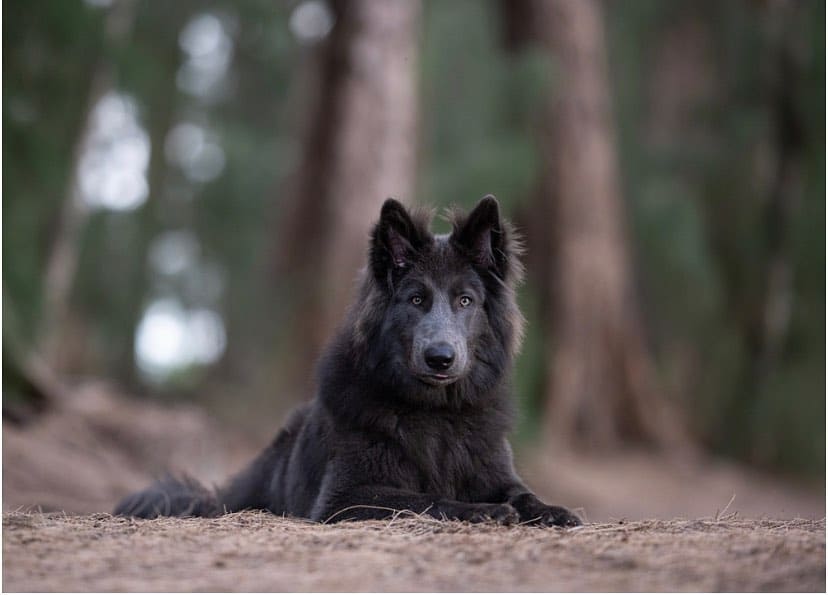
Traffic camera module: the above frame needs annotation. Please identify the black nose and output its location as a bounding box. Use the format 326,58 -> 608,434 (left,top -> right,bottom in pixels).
424,343 -> 455,371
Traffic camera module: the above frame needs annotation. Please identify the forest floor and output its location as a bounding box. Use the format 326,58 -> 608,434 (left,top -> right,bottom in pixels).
3,512 -> 825,592
3,381 -> 826,591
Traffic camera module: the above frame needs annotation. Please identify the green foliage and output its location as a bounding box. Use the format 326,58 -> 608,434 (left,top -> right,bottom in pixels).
419,0 -> 547,217
605,0 -> 825,473
3,0 -> 105,342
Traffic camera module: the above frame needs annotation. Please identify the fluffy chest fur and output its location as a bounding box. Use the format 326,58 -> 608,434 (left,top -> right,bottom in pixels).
385,409 -> 504,500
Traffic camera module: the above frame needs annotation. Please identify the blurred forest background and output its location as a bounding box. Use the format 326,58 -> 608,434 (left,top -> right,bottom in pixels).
3,0 -> 825,519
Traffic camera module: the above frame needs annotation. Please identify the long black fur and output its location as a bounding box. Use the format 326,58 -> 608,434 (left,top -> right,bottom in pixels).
114,196 -> 581,527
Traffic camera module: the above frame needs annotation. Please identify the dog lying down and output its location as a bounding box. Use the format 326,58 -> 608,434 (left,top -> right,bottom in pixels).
115,196 -> 581,527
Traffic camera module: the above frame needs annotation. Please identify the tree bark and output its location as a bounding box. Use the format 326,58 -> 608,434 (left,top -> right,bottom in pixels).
268,0 -> 421,403
520,0 -> 687,451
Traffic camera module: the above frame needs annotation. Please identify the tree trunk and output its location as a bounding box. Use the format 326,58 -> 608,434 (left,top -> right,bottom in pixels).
268,0 -> 421,403
522,0 -> 687,451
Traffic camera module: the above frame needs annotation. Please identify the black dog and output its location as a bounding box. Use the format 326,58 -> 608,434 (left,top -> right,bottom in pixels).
115,196 -> 581,527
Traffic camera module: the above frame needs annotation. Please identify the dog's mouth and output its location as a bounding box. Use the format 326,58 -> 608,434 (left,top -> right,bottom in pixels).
417,373 -> 458,387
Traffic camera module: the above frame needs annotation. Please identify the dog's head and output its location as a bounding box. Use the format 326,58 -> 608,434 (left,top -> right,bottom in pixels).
364,196 -> 524,397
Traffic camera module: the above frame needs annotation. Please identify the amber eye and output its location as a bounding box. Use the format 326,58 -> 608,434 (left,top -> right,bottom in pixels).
411,295 -> 423,306
459,295 -> 473,308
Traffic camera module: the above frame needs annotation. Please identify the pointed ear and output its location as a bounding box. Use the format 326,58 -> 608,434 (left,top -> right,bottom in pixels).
451,195 -> 508,276
370,199 -> 428,284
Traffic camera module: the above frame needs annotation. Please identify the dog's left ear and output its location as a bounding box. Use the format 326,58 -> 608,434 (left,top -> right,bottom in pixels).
451,195 -> 509,277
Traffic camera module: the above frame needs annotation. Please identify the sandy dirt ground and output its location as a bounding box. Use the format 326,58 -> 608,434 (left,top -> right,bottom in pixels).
3,384 -> 825,591
3,512 -> 825,592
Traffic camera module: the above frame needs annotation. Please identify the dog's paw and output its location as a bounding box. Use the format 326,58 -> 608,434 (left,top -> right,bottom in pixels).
508,493 -> 582,527
530,505 -> 582,528
461,503 -> 520,525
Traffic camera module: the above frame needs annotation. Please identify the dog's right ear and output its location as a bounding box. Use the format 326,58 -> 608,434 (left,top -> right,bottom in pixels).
370,199 -> 427,285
